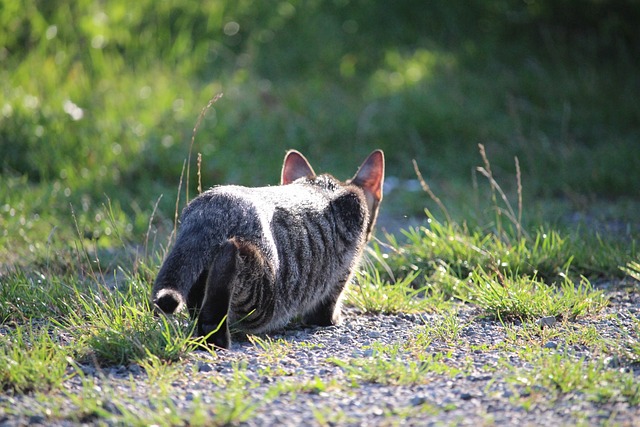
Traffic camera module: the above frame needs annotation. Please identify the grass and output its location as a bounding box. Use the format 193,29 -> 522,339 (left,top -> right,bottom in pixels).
0,324 -> 71,394
66,281 -> 199,365
1,1 -> 639,424
410,310 -> 465,347
507,353 -> 640,406
1,140 -> 638,422
347,267 -> 445,315
457,270 -> 608,322
1,141 -> 638,423
330,342 -> 464,387
2,2 -> 640,269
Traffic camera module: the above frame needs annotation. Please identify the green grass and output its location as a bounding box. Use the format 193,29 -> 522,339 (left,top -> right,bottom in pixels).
1,1 -> 639,424
347,267 -> 447,315
457,270 -> 608,322
0,270 -> 77,323
507,353 -> 640,406
2,1 -> 640,269
9,363 -> 260,427
0,324 -> 71,394
410,310 -> 465,347
330,342 -> 464,387
1,141 -> 637,422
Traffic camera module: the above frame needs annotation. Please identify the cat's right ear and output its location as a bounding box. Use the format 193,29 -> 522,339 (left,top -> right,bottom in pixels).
351,149 -> 385,203
281,150 -> 316,184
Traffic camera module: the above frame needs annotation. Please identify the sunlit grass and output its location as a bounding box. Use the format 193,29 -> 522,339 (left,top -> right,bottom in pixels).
456,270 -> 608,322
65,280 -> 201,366
347,265 -> 449,314
0,324 -> 71,394
330,342 -> 462,386
1,2 -> 639,424
0,270 -> 79,323
507,353 -> 640,405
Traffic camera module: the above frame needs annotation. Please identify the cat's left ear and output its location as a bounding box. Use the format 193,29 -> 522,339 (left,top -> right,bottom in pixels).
281,150 -> 316,184
352,150 -> 385,203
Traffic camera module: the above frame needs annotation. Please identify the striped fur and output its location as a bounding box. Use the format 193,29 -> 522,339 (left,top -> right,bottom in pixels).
152,150 -> 384,349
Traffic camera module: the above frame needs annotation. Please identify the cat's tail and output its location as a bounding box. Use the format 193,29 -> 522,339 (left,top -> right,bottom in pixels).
152,232 -> 214,315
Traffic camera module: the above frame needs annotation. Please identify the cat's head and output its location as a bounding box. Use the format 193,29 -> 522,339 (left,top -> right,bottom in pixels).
281,149 -> 385,240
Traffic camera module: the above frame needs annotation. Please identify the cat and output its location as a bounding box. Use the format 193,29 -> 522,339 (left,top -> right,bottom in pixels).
151,149 -> 384,349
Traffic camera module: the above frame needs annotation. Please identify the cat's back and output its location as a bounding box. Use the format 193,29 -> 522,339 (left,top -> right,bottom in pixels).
184,180 -> 338,220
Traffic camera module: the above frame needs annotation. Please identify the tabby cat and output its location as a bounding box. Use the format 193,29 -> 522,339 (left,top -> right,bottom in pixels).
152,149 -> 384,349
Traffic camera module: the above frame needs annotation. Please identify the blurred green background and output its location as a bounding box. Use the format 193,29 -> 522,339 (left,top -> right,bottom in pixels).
1,0 -> 639,265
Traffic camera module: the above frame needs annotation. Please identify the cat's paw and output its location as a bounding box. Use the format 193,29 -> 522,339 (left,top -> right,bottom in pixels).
199,322 -> 231,350
303,309 -> 342,327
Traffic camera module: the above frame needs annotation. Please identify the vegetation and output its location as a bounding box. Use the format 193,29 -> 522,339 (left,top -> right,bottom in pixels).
1,1 -> 639,424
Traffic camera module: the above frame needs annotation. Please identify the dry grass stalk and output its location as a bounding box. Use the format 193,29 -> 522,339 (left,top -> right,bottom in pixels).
412,159 -> 452,224
186,93 -> 223,202
515,156 -> 523,240
144,194 -> 163,261
170,160 -> 186,249
197,152 -> 203,195
476,144 -> 527,240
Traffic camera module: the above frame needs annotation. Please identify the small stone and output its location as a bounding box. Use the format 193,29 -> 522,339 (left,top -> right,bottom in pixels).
196,361 -> 213,372
339,336 -> 352,344
468,374 -> 492,382
543,341 -> 558,349
28,415 -> 46,425
536,316 -> 556,328
460,391 -> 481,400
128,363 -> 142,374
410,396 -> 427,406
604,356 -> 620,368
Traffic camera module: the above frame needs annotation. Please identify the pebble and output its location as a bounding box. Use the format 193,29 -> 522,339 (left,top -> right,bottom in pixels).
536,316 -> 557,328
195,361 -> 214,372
128,363 -> 142,374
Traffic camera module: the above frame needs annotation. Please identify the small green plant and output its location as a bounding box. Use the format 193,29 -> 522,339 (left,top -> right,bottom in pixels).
410,310 -> 464,348
265,376 -> 342,400
138,354 -> 185,396
499,321 -> 609,357
347,266 -> 447,314
380,400 -> 441,421
457,269 -> 608,322
63,280 -> 199,366
210,363 -> 263,425
248,335 -> 293,364
330,342 -> 461,386
312,406 -> 357,427
0,324 -> 71,394
621,260 -> 640,282
508,353 -> 640,405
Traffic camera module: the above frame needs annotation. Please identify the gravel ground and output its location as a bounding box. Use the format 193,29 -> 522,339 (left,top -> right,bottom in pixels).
1,286 -> 639,426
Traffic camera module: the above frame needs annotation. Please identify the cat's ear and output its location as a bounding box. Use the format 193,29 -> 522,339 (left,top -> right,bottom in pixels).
281,150 -> 316,184
352,150 -> 385,203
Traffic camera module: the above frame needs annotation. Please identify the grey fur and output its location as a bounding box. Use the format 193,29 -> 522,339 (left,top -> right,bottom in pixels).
152,149 -> 384,349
